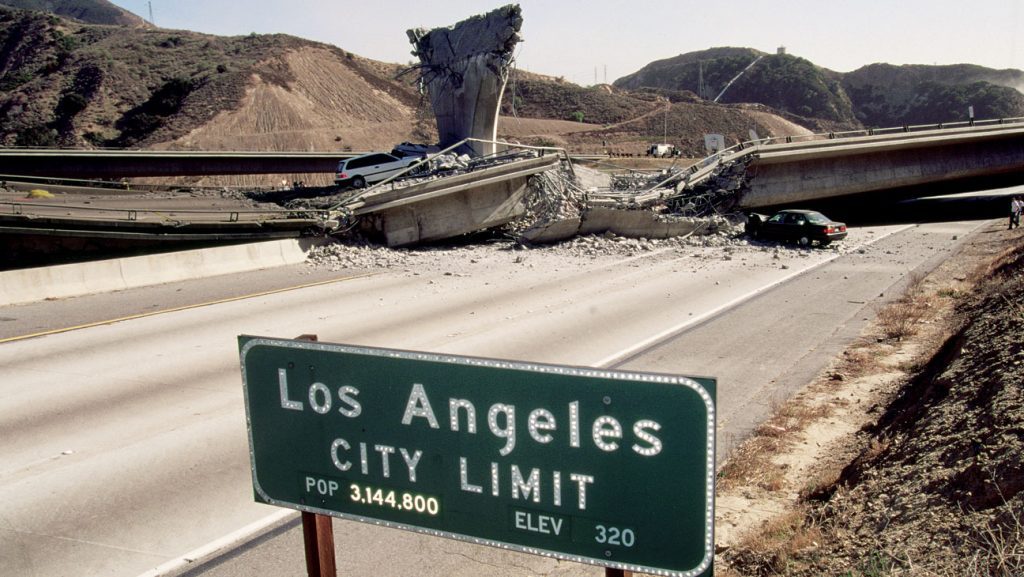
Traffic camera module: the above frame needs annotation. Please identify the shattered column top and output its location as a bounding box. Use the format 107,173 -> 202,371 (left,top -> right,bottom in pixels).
408,4 -> 523,157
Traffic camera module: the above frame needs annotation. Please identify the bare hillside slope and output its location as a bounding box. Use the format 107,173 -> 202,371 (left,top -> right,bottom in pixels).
163,46 -> 426,154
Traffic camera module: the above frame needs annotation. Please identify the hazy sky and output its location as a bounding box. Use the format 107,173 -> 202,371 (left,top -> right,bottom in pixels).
108,0 -> 1023,85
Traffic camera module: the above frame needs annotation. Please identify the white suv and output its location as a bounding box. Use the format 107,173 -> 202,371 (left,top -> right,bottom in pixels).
334,152 -> 423,188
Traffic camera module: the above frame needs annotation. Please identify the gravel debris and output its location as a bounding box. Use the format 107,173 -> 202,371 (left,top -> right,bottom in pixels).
306,229 -> 853,274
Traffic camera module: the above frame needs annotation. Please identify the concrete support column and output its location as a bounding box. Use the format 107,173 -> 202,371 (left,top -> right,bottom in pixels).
408,5 -> 523,157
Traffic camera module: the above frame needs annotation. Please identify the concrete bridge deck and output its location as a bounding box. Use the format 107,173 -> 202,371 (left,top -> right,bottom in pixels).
0,150 -> 353,179
741,122 -> 1024,207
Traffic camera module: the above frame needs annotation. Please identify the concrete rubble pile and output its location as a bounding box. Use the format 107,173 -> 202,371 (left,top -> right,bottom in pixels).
609,168 -> 686,195
427,153 -> 472,173
412,148 -> 541,181
596,157 -> 752,216
507,163 -> 588,237
303,223 -> 841,274
667,158 -> 752,217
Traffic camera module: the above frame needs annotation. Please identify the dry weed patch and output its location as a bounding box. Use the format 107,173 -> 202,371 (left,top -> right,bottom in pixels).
717,396 -> 833,492
727,509 -> 823,575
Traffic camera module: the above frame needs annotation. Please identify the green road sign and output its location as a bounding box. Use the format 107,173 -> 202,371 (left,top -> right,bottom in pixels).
239,336 -> 716,577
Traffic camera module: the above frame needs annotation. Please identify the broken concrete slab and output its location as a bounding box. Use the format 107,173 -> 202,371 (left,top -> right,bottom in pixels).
580,208 -> 724,238
520,208 -> 726,244
350,154 -> 560,246
408,5 -> 522,158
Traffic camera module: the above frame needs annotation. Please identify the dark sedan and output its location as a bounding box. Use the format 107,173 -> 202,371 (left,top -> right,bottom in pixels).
746,209 -> 847,247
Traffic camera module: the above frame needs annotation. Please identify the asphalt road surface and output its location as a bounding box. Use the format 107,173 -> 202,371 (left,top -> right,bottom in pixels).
0,220 -> 984,577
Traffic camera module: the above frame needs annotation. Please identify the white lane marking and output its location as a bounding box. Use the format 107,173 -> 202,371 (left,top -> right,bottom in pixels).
133,509 -> 295,577
594,225 -> 917,368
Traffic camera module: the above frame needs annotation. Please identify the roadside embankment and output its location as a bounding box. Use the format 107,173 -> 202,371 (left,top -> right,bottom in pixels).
718,224 -> 1023,577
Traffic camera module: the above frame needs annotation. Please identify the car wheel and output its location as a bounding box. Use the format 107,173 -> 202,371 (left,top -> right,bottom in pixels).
797,236 -> 810,247
351,176 -> 367,189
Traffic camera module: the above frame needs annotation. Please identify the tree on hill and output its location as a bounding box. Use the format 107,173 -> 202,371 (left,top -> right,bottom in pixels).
899,81 -> 1024,125
843,63 -> 1024,126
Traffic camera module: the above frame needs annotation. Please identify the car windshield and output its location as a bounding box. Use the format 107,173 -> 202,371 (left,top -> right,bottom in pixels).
805,212 -> 830,225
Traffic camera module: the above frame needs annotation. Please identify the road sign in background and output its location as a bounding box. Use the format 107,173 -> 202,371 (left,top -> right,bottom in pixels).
239,336 -> 716,577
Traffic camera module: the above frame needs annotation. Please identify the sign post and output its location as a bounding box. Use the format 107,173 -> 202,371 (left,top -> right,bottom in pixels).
239,336 -> 716,576
294,334 -> 337,577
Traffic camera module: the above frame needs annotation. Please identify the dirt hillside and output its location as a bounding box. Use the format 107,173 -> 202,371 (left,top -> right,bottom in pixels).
163,47 -> 423,154
718,225 -> 1024,577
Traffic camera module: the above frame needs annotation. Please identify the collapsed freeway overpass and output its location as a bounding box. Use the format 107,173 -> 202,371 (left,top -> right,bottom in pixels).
3,119 -> 1023,208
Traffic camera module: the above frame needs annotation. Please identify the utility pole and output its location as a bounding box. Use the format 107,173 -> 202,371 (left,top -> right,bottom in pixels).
698,61 -> 705,100
148,1 -> 155,26
663,102 -> 668,144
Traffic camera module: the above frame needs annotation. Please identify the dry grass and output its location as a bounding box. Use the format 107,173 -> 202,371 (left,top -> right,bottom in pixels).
834,346 -> 879,380
729,509 -> 824,574
717,435 -> 788,492
960,475 -> 1024,577
963,518 -> 1024,577
799,459 -> 847,501
717,397 -> 832,492
876,300 -> 925,340
876,272 -> 937,341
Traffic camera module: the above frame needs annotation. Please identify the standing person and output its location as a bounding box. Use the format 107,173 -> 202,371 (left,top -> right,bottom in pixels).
1012,196 -> 1022,229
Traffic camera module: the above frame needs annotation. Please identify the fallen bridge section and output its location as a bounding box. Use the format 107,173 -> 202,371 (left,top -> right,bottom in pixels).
343,153 -> 560,246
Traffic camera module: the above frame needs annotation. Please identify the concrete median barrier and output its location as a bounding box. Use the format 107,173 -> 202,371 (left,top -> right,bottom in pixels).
0,238 -> 322,307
